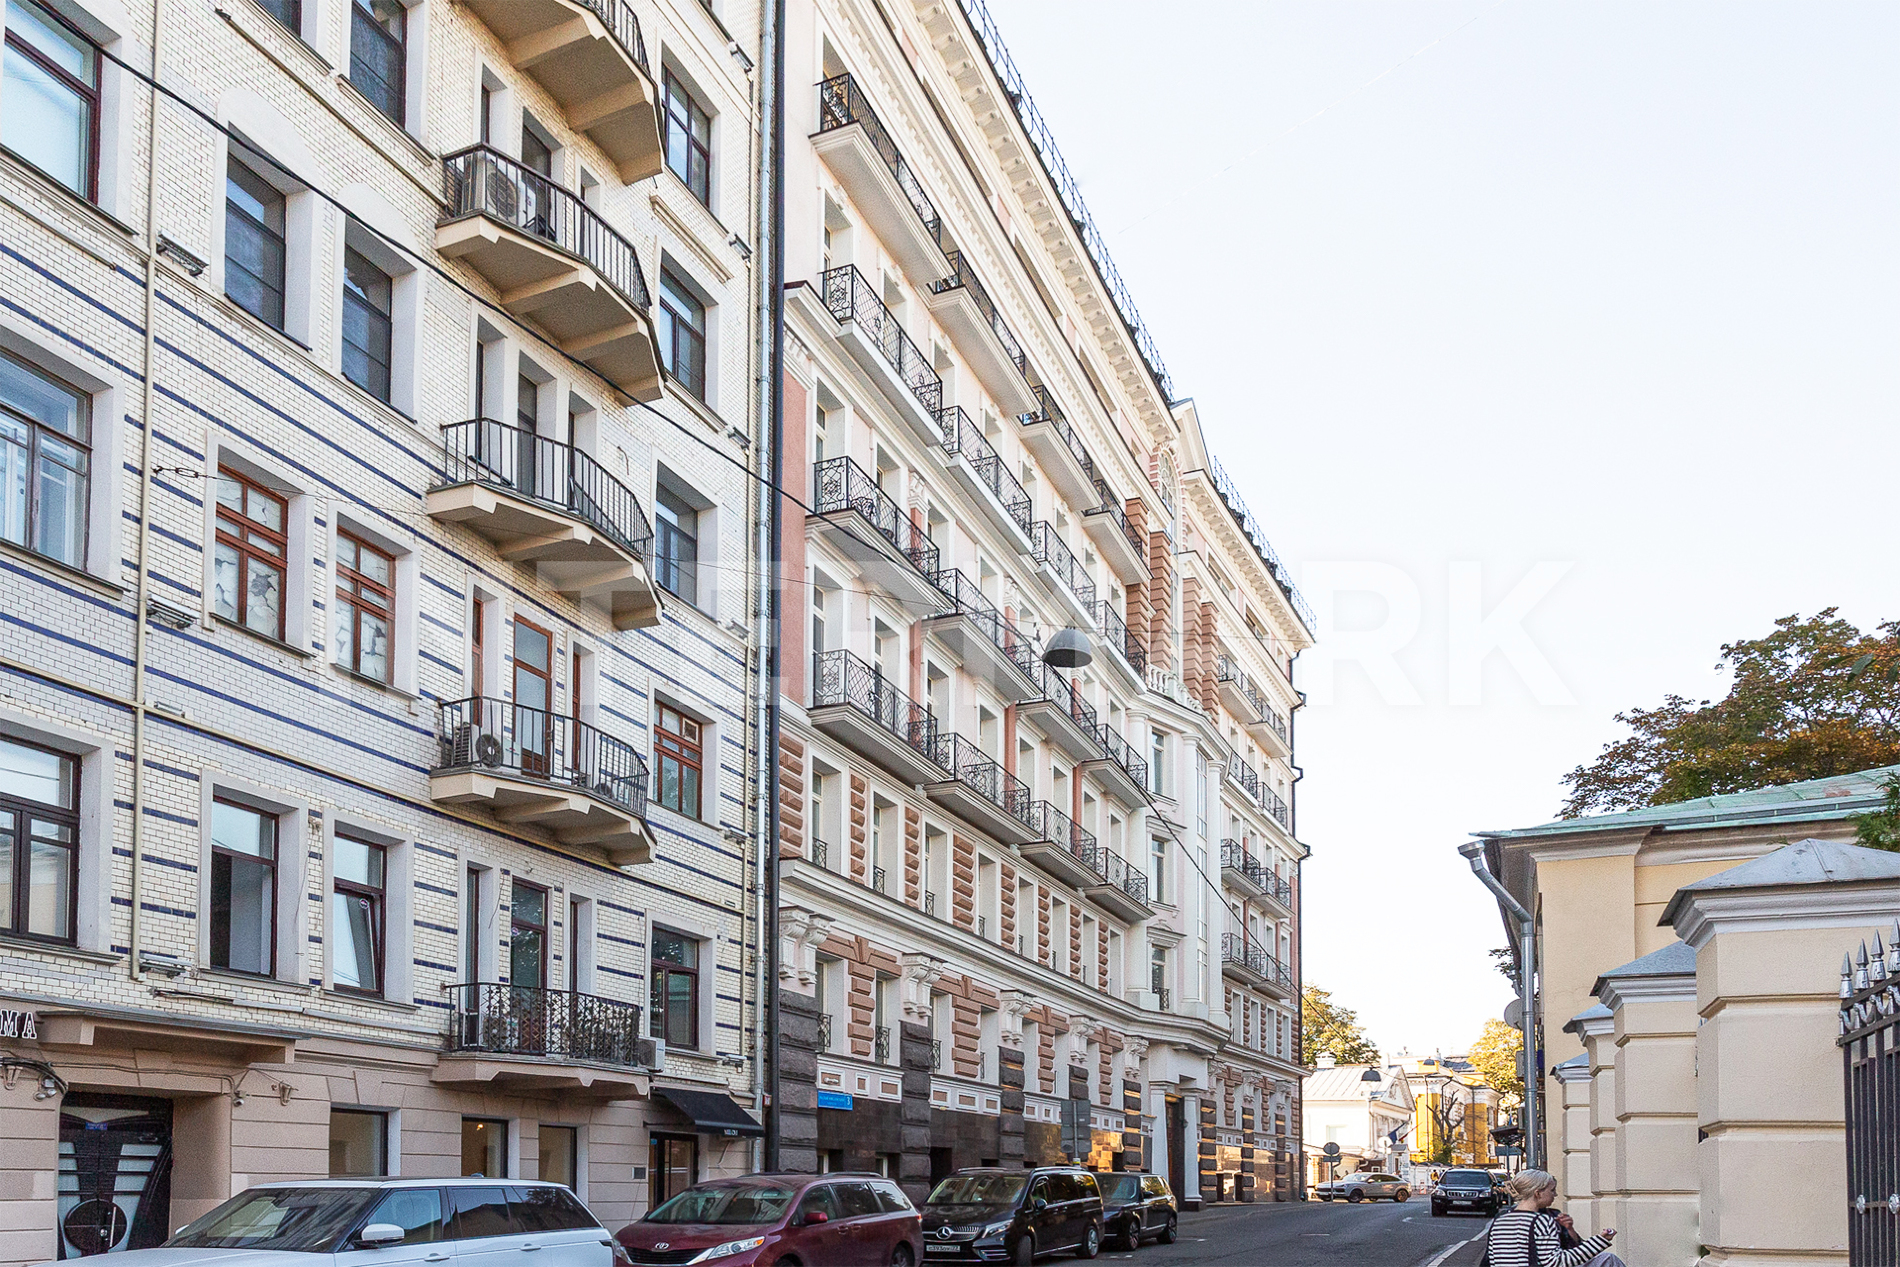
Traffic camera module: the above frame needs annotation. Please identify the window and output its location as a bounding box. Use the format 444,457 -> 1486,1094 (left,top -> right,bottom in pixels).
539,1125 -> 577,1189
650,929 -> 699,1049
0,349 -> 91,569
328,1108 -> 387,1177
460,1121 -> 508,1180
653,704 -> 702,818
0,735 -> 78,943
657,269 -> 706,399
209,798 -> 277,975
226,158 -> 287,328
649,1134 -> 697,1208
342,247 -> 393,402
330,832 -> 385,994
662,71 -> 710,204
1149,730 -> 1165,796
464,863 -> 484,981
1,0 -> 99,200
350,0 -> 405,124
509,880 -> 547,988
361,1189 -> 443,1244
334,530 -> 394,682
1150,837 -> 1167,906
255,0 -> 301,33
509,1186 -> 596,1232
653,484 -> 698,600
213,467 -> 288,639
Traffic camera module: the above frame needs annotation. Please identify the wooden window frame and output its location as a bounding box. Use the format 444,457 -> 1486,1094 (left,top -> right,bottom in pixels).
349,0 -> 406,125
509,878 -> 548,988
657,269 -> 707,400
650,928 -> 700,1051
210,796 -> 278,977
335,528 -> 395,682
224,158 -> 289,330
214,466 -> 290,640
653,703 -> 702,819
341,246 -> 394,403
330,832 -> 386,996
0,736 -> 79,944
3,0 -> 101,201
662,71 -> 711,205
0,348 -> 92,569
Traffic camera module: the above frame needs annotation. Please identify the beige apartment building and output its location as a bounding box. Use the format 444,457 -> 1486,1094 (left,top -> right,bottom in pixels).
1474,764 -> 1900,1264
768,0 -> 1313,1207
0,0 -> 772,1259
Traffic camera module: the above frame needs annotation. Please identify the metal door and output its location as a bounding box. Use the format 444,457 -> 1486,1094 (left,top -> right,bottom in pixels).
57,1096 -> 173,1258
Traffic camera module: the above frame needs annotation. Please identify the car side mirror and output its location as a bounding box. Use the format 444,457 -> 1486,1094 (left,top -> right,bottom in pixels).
802,1210 -> 829,1226
1031,1197 -> 1047,1211
356,1224 -> 405,1248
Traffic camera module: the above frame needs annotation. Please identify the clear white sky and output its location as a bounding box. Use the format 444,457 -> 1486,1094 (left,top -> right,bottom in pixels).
987,0 -> 1900,1054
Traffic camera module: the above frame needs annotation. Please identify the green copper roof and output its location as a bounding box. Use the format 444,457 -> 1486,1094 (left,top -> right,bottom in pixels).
1477,763 -> 1900,841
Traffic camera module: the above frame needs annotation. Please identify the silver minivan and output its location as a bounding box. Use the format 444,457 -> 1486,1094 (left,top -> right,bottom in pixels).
33,1179 -> 625,1267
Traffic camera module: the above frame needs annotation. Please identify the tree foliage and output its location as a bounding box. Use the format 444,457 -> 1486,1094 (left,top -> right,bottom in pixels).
1466,1019 -> 1525,1109
1418,1083 -> 1467,1166
1561,611 -> 1900,818
1302,985 -> 1380,1066
1856,773 -> 1900,851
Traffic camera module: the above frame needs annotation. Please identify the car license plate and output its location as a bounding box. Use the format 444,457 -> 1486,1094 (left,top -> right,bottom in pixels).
924,1245 -> 962,1255
1451,1199 -> 1471,1206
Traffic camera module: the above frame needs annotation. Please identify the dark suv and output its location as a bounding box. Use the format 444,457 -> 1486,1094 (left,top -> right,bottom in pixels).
1430,1168 -> 1503,1218
1095,1172 -> 1176,1250
616,1173 -> 919,1266
921,1167 -> 1103,1263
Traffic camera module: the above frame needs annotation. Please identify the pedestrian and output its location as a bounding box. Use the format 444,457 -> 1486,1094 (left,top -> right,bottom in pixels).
1481,1170 -> 1622,1267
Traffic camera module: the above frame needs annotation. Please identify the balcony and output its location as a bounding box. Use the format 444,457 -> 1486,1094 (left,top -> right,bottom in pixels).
438,982 -> 650,1095
924,568 -> 1039,699
428,421 -> 662,629
1220,839 -> 1267,900
1029,521 -> 1097,626
1080,722 -> 1147,807
937,405 -> 1033,552
818,265 -> 944,445
1017,377 -> 1097,509
923,732 -> 1036,844
1262,783 -> 1292,833
808,455 -> 947,612
1084,850 -> 1153,923
809,648 -> 945,785
1252,706 -> 1292,760
926,251 -> 1036,415
438,147 -> 659,399
462,0 -> 660,182
1261,868 -> 1295,917
812,74 -> 949,281
1017,799 -> 1104,891
1083,478 -> 1147,584
1017,658 -> 1101,762
432,698 -> 653,864
1093,599 -> 1146,689
1222,934 -> 1294,997
1216,654 -> 1266,726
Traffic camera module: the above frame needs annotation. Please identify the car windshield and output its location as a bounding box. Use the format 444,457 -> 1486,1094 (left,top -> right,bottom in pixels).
1098,1176 -> 1139,1202
645,1184 -> 795,1225
1442,1171 -> 1491,1185
927,1174 -> 1028,1206
167,1187 -> 381,1252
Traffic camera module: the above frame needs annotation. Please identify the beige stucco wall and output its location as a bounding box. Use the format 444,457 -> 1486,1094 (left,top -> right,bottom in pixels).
1555,1065 -> 1595,1234
1610,989 -> 1700,1265
1580,1018 -> 1619,1239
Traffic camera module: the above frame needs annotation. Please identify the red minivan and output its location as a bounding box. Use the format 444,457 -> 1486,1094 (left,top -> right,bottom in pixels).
617,1173 -> 921,1267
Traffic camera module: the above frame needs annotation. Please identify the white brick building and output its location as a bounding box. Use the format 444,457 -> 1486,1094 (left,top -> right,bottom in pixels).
0,0 -> 769,1257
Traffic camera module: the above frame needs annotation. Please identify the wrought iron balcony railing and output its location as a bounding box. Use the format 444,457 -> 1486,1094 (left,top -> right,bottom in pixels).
1265,869 -> 1294,908
932,249 -> 1027,374
577,0 -> 649,69
820,264 -> 943,419
810,647 -> 939,764
925,731 -> 1033,827
1030,521 -> 1095,611
810,838 -> 829,867
1022,799 -> 1103,880
1265,707 -> 1291,748
435,696 -> 649,818
818,1013 -> 833,1052
1095,600 -> 1146,674
1089,476 -> 1144,559
1099,849 -> 1149,908
1222,934 -> 1293,991
1228,756 -> 1261,806
1019,375 -> 1095,482
437,419 -> 655,562
442,145 -> 649,311
1216,654 -> 1267,721
924,890 -> 936,917
874,865 -> 888,894
815,74 -> 945,251
930,567 -> 1039,679
1205,454 -> 1316,635
938,406 -> 1032,539
448,982 -> 645,1066
932,1037 -> 944,1071
874,1024 -> 892,1064
1092,721 -> 1148,791
812,454 -> 941,578
1262,783 -> 1291,830
1023,657 -> 1100,741
1221,838 -> 1264,888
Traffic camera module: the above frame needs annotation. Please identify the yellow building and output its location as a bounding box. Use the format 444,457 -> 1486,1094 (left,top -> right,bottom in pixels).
1395,1054 -> 1500,1168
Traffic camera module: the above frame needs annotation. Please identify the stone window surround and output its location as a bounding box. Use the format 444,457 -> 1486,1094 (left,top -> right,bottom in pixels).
0,704 -> 114,954
194,770 -> 310,984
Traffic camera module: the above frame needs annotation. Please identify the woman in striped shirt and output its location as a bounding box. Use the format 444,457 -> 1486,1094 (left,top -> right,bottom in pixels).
1483,1170 -> 1621,1267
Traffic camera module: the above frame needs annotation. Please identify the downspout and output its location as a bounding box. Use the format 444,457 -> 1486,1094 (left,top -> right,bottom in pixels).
1458,841 -> 1539,1169
752,0 -> 786,1171
128,0 -> 169,984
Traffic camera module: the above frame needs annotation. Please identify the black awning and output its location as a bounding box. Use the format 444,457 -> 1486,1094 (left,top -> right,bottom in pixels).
651,1086 -> 764,1137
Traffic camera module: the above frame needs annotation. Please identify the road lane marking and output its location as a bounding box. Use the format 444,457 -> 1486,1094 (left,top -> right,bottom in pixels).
1423,1234 -> 1480,1267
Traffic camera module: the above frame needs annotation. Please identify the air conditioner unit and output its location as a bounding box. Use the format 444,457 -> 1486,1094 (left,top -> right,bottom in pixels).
635,1037 -> 665,1071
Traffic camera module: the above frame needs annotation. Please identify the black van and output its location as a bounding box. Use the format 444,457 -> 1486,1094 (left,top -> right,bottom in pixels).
1095,1172 -> 1177,1250
921,1166 -> 1103,1263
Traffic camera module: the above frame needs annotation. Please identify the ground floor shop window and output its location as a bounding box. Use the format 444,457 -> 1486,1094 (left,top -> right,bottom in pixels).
540,1125 -> 577,1190
649,1134 -> 696,1209
463,1116 -> 507,1178
330,1108 -> 388,1176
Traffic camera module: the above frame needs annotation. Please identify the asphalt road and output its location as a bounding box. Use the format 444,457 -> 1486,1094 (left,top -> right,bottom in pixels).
1096,1198 -> 1492,1267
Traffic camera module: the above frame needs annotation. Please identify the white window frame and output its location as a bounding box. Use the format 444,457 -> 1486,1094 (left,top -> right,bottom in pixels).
322,814 -> 413,1003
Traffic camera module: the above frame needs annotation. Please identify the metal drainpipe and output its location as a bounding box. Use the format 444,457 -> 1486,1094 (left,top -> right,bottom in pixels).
751,0 -> 786,1172
128,0 -> 169,984
1458,841 -> 1539,1169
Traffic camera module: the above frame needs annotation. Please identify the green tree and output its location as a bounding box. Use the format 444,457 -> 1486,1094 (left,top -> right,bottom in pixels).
1466,1019 -> 1525,1110
1856,772 -> 1900,851
1561,611 -> 1900,818
1302,985 -> 1380,1066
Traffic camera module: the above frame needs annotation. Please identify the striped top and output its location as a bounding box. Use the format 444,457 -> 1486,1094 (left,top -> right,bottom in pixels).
1483,1210 -> 1614,1267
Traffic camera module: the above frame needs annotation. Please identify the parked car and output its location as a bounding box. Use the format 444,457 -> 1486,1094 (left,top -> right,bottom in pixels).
616,1174 -> 920,1267
1430,1168 -> 1504,1217
1094,1172 -> 1177,1251
1314,1172 -> 1410,1203
32,1178 -> 624,1267
920,1166 -> 1103,1263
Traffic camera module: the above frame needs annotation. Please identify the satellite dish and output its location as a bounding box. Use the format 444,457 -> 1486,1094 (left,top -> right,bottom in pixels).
1503,999 -> 1524,1030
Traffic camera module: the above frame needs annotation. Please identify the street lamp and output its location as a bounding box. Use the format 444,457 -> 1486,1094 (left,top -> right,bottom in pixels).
1042,626 -> 1093,669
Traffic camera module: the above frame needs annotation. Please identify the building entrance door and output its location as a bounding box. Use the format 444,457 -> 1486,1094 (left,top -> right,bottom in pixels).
1165,1096 -> 1185,1203
58,1095 -> 173,1258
